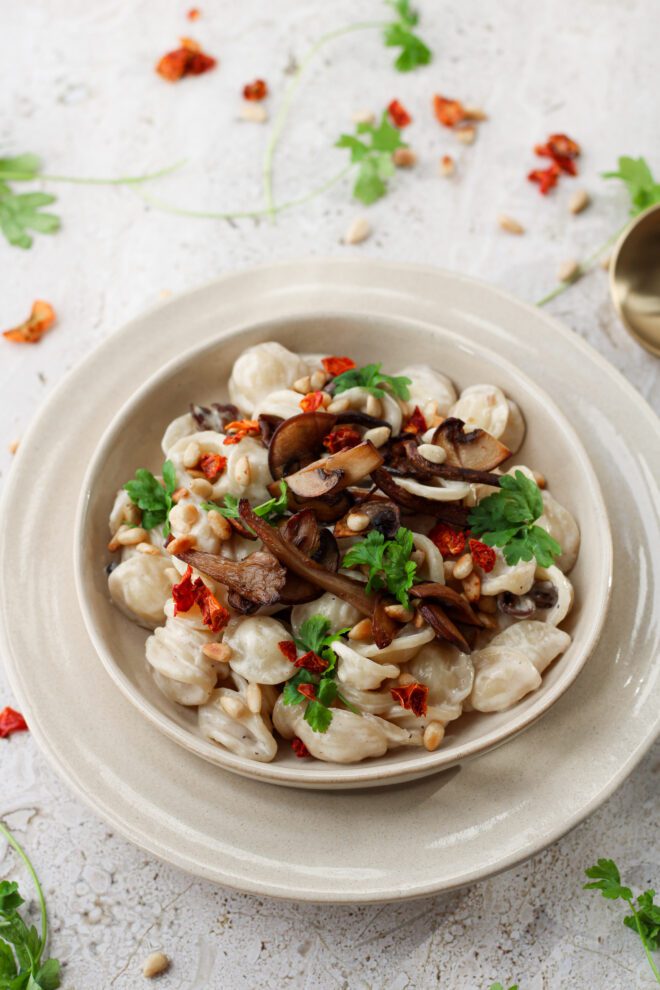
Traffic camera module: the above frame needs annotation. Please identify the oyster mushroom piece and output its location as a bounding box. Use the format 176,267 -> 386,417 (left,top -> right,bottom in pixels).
176,548 -> 286,605
417,601 -> 471,653
371,467 -> 471,529
282,440 -> 384,499
410,582 -> 483,626
431,417 -> 511,472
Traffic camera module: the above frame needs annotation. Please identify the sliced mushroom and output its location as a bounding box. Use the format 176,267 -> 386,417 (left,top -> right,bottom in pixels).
278,487 -> 355,523
276,511 -> 340,604
335,410 -> 391,431
257,414 -> 283,446
402,438 -> 502,487
176,548 -> 286,605
267,412 -> 337,479
371,467 -> 471,529
190,402 -> 239,433
286,464 -> 345,499
431,417 -> 510,471
410,582 -> 482,627
333,498 -> 400,539
417,601 -> 471,653
284,441 -> 384,499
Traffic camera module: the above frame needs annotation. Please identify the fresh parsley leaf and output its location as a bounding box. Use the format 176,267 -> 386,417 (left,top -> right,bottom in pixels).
0,154 -> 41,181
342,527 -> 417,607
123,460 -> 177,534
332,361 -> 411,400
489,984 -> 518,990
625,890 -> 660,951
383,0 -> 432,72
282,669 -> 315,707
336,112 -> 407,204
304,699 -> 333,733
283,619 -> 356,732
468,471 -> 562,568
603,156 -> 660,216
202,481 -> 288,527
294,615 -> 350,674
0,189 -> 60,250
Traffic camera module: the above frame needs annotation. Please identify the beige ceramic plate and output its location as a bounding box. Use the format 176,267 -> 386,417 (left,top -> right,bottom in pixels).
75,312 -> 611,788
1,261 -> 658,902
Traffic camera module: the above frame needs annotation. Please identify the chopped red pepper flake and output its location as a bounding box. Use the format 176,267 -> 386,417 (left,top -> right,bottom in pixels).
187,7 -> 201,20
321,355 -> 356,377
529,133 -> 581,193
291,737 -> 310,758
299,391 -> 325,413
429,522 -> 466,558
433,95 -> 467,128
223,419 -> 261,445
172,564 -> 197,613
323,426 -> 361,454
403,406 -> 427,435
3,300 -> 56,344
388,99 -> 412,128
390,682 -> 428,718
297,682 -> 317,701
528,163 -> 561,195
199,452 -> 227,481
156,38 -> 216,81
243,78 -> 268,101
0,707 -> 28,739
469,538 -> 496,573
294,651 -> 329,673
278,640 -> 298,663
172,565 -> 229,632
536,133 -> 581,162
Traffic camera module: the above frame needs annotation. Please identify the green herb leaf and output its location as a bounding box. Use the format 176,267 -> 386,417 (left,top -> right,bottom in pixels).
468,471 -> 562,568
284,618 -> 355,732
624,890 -> 660,951
123,460 -> 177,534
202,481 -> 288,527
304,699 -> 333,733
603,156 -> 660,216
0,154 -> 41,181
332,361 -> 411,400
489,984 -> 518,990
0,188 -> 60,250
383,0 -> 432,72
282,669 -> 316,707
294,616 -> 350,673
342,526 -> 417,607
336,112 -> 407,204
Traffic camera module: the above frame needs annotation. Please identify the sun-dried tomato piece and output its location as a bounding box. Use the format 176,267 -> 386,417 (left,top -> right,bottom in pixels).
433,95 -> 466,128
299,391 -> 325,413
156,39 -> 216,81
294,651 -> 329,673
291,737 -> 310,758
469,538 -> 496,573
188,51 -> 216,75
321,355 -> 356,377
429,522 -> 466,558
323,426 -> 361,454
390,682 -> 428,718
172,565 -> 197,614
243,78 -> 268,101
297,682 -> 317,701
388,99 -> 412,128
3,300 -> 56,344
528,163 -> 561,195
223,419 -> 261,445
187,7 -> 201,20
172,564 -> 229,631
199,452 -> 227,481
0,707 -> 28,739
278,640 -> 298,663
533,134 -> 580,180
403,406 -> 427,435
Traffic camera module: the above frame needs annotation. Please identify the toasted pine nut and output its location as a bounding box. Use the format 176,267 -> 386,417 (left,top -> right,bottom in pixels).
558,259 -> 580,283
8,439 -> 19,455
456,124 -> 476,144
346,511 -> 370,533
365,394 -> 382,418
202,642 -> 233,662
293,375 -> 311,395
246,682 -> 262,714
172,487 -> 190,504
169,504 -> 192,534
453,553 -> 474,580
240,101 -> 268,123
443,561 -> 455,580
207,510 -> 232,540
462,571 -> 481,602
168,536 -> 193,556
348,618 -> 373,641
413,609 -> 425,628
234,455 -> 251,487
569,188 -> 590,214
418,443 -> 447,464
142,951 -> 170,978
464,106 -> 488,121
363,426 -> 390,448
137,542 -> 160,556
352,109 -> 375,125
423,721 -> 445,751
478,610 -> 499,630
320,392 -> 332,408
178,502 -> 199,527
393,147 -> 417,168
183,441 -> 201,469
310,369 -> 328,391
344,216 -> 371,245
116,525 -> 148,546
220,694 -> 248,719
385,603 -> 414,623
327,397 -> 350,414
439,154 -> 455,177
477,595 -> 497,614
498,214 -> 525,235
397,672 -> 415,687
107,535 -> 121,552
190,477 -> 214,498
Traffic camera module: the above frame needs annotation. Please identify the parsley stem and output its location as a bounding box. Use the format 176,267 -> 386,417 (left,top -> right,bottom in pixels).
626,897 -> 660,984
535,224 -> 626,307
262,19 -> 387,219
0,160 -> 186,186
0,819 -> 48,964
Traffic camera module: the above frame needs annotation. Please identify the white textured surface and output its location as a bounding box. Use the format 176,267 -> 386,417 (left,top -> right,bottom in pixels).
0,0 -> 658,987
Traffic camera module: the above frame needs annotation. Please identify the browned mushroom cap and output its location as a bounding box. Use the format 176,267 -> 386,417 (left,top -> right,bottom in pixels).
371,467 -> 470,529
333,497 -> 401,539
257,414 -> 283,447
402,439 -> 502,487
431,417 -> 510,472
279,488 -> 354,523
268,412 -> 337,479
176,548 -> 286,605
417,601 -> 471,653
284,441 -> 385,500
410,582 -> 482,627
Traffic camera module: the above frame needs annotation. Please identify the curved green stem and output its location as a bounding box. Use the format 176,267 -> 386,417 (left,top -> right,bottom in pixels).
536,224 -> 627,307
262,20 -> 386,218
0,160 -> 186,186
627,898 -> 660,984
0,820 -> 48,963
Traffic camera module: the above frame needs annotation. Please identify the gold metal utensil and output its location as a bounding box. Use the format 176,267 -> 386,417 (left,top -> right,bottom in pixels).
610,202 -> 660,356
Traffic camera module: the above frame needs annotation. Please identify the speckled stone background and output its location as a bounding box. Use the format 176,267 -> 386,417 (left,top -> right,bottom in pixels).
1,1 -> 658,987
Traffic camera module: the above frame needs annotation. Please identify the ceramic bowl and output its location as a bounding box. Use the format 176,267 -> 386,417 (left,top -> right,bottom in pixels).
75,311 -> 612,789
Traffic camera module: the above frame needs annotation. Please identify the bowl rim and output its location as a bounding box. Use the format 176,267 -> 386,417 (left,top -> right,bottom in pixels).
74,308 -> 613,788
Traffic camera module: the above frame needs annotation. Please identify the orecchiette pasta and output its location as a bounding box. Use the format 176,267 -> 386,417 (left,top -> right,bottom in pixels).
108,554 -> 174,629
396,364 -> 457,416
199,676 -> 278,762
450,384 -> 526,452
229,342 -> 310,414
533,565 -> 574,626
252,389 -> 306,422
478,549 -> 536,596
291,593 -> 362,638
161,412 -> 198,456
145,599 -> 221,705
334,641 -> 400,690
224,616 -> 296,684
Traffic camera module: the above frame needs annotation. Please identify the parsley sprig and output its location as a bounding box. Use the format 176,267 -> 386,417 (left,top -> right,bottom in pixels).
584,859 -> 660,983
332,362 -> 411,400
341,527 -> 418,607
123,460 -> 177,535
489,984 -> 518,990
384,0 -> 432,72
201,481 -> 288,526
603,156 -> 660,215
0,821 -> 61,989
283,616 -> 356,733
336,112 -> 408,204
468,471 -> 561,568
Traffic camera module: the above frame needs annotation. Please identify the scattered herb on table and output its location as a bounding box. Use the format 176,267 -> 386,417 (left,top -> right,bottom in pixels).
0,821 -> 61,989
467,470 -> 561,567
341,527 -> 418,607
489,984 -> 518,990
336,110 -> 409,204
123,460 -> 177,535
383,0 -> 432,72
332,362 -> 411,399
2,301 -> 56,344
281,616 -> 356,733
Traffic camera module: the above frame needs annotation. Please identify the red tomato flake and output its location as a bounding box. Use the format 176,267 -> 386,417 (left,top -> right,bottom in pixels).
291,737 -> 310,758
172,564 -> 197,613
172,565 -> 229,632
321,355 -> 356,377
403,406 -> 427,435
278,640 -> 298,663
223,419 -> 260,445
429,522 -> 466,558
243,79 -> 268,101
3,300 -> 56,344
433,95 -> 466,128
187,7 -> 201,20
156,39 -> 216,81
388,99 -> 412,128
390,682 -> 428,718
528,163 -> 561,195
299,391 -> 325,413
294,651 -> 329,674
530,133 -> 580,192
469,538 -> 496,573
323,426 -> 361,454
297,682 -> 317,701
0,707 -> 28,739
199,452 -> 227,481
